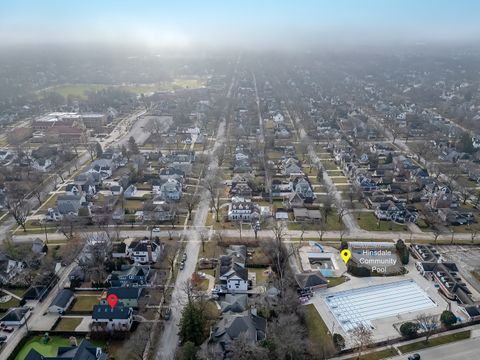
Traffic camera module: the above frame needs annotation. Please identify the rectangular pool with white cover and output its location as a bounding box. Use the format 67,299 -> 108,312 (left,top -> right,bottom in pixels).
324,280 -> 437,332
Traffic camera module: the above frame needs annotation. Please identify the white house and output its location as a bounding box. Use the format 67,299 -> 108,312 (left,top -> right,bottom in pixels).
273,113 -> 284,123
0,253 -> 24,284
159,178 -> 182,201
127,240 -> 162,264
224,266 -> 249,292
227,199 -> 260,222
91,304 -> 133,332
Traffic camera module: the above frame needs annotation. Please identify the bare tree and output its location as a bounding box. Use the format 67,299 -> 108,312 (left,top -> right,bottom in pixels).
269,313 -> 307,360
458,186 -> 471,205
262,222 -> 294,294
349,324 -> 373,359
228,332 -> 268,360
416,314 -> 439,343
182,193 -> 199,219
7,198 -> 30,232
204,173 -> 222,222
471,229 -> 478,244
199,230 -> 208,253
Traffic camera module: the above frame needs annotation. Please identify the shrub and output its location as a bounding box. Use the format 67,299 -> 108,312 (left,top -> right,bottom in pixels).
333,333 -> 345,350
440,310 -> 457,327
400,321 -> 419,338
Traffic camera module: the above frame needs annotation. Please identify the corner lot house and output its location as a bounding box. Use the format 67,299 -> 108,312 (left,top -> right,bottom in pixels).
0,307 -> 30,326
48,289 -> 75,314
25,339 -> 107,360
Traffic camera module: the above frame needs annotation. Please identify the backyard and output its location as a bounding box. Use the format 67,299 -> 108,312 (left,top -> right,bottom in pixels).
69,294 -> 100,313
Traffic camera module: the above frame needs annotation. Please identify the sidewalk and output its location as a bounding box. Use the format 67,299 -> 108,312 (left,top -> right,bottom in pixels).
331,323 -> 480,360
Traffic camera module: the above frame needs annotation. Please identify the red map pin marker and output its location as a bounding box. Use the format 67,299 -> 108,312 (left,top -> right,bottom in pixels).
107,294 -> 118,310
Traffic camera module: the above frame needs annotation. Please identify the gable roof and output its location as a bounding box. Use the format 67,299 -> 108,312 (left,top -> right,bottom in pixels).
92,304 -> 132,320
106,287 -> 141,300
50,289 -> 74,309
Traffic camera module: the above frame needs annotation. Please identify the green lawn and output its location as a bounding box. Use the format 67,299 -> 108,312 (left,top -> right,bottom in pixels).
15,336 -> 105,360
327,276 -> 348,288
345,348 -> 399,360
324,212 -> 346,231
69,295 -> 100,312
398,330 -> 471,353
15,336 -> 73,360
304,304 -> 335,357
0,293 -> 20,311
356,212 -> 408,232
53,317 -> 82,331
249,267 -> 270,285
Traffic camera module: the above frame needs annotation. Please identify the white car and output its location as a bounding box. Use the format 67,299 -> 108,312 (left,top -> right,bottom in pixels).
152,227 -> 160,233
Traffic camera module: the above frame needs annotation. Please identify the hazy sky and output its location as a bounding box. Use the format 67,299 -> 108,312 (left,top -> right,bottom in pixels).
1,0 -> 479,49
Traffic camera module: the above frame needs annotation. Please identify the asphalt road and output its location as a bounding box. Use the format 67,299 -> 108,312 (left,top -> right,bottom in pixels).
0,261 -> 77,358
155,120 -> 227,360
389,338 -> 479,360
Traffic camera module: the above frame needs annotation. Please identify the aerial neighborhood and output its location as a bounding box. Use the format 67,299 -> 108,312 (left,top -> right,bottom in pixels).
1,5 -> 480,360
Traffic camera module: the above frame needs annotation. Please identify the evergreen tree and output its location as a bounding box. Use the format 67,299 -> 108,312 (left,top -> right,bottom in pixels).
128,136 -> 139,154
178,302 -> 206,346
440,310 -> 457,327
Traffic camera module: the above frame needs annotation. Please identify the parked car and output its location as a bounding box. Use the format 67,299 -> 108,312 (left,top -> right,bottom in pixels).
3,327 -> 14,333
152,227 -> 160,233
182,252 -> 187,261
0,335 -> 7,342
179,262 -> 185,270
163,308 -> 171,320
408,354 -> 421,360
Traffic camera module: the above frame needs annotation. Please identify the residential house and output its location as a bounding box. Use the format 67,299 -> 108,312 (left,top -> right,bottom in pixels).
68,266 -> 86,282
293,208 -> 322,222
292,177 -> 315,202
144,200 -> 176,222
108,265 -> 150,287
91,305 -> 134,332
218,245 -> 249,293
210,310 -> 267,357
0,307 -> 30,326
159,167 -> 185,183
220,294 -> 248,314
230,182 -> 253,198
48,289 -> 75,314
127,239 -> 162,264
123,185 -> 138,199
429,185 -> 458,209
25,340 -> 107,360
373,201 -> 417,223
55,193 -> 87,216
0,253 -> 24,284
283,192 -> 304,209
31,158 -> 52,172
159,178 -> 182,201
227,199 -> 260,222
100,287 -> 142,308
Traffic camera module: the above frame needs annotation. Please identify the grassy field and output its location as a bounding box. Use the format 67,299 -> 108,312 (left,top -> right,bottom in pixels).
0,292 -> 20,311
43,79 -> 206,99
249,267 -> 270,285
70,295 -> 100,312
356,212 -> 408,232
53,317 -> 82,331
304,304 -> 335,357
398,330 -> 471,353
345,348 -> 399,360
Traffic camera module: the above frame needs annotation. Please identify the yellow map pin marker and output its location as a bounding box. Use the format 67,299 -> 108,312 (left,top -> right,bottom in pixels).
341,249 -> 351,264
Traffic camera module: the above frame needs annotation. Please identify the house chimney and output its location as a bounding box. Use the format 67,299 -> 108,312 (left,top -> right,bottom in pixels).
147,243 -> 153,263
